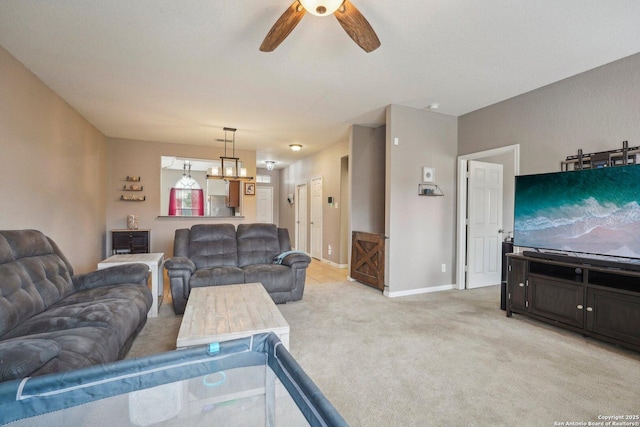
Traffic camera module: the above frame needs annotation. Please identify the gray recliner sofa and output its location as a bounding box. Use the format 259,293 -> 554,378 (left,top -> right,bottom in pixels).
0,230 -> 152,382
164,223 -> 311,314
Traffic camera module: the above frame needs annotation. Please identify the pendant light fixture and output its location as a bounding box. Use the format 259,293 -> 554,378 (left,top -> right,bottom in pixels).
178,161 -> 198,188
207,127 -> 253,181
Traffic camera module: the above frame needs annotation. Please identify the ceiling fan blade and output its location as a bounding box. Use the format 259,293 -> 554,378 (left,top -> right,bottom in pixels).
334,0 -> 380,52
260,1 -> 306,52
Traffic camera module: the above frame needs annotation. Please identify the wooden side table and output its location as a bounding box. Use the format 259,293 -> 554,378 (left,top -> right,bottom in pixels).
98,253 -> 164,317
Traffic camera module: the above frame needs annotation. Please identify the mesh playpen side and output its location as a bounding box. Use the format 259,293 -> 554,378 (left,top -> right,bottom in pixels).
0,333 -> 347,427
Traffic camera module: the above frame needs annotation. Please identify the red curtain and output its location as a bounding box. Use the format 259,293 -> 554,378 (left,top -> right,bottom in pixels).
169,188 -> 204,216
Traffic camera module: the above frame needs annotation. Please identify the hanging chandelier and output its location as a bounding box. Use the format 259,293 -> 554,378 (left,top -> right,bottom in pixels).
178,161 -> 198,188
207,127 -> 253,181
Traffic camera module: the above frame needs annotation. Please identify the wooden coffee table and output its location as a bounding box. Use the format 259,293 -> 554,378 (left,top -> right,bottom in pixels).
176,283 -> 290,350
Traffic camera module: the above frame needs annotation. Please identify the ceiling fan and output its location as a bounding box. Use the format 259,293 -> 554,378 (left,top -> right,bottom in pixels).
260,0 -> 380,53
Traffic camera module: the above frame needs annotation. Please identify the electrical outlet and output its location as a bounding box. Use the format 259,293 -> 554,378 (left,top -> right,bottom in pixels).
328,245 -> 332,256
441,263 -> 446,273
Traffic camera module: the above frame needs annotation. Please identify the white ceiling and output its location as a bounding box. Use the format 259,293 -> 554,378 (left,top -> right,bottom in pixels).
1,1 -> 640,168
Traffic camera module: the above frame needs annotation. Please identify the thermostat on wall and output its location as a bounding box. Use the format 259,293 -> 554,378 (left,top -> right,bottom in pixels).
422,167 -> 435,183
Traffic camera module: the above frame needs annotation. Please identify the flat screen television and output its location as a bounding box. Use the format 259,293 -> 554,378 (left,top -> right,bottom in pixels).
513,164 -> 640,260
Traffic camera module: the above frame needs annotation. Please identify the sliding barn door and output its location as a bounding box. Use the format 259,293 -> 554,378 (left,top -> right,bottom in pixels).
350,231 -> 385,291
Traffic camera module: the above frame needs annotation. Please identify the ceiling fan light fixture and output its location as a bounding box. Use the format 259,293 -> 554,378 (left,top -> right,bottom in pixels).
299,0 -> 344,16
260,0 -> 379,53
265,160 -> 276,170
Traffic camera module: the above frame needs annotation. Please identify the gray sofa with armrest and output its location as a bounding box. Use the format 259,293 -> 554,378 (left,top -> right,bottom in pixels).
164,223 -> 311,314
0,229 -> 152,382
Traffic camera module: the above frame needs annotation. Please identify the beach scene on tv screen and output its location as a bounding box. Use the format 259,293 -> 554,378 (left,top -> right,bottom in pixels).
514,164 -> 640,259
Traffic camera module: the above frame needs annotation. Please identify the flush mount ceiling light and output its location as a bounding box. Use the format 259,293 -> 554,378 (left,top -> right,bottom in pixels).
427,103 -> 440,110
265,161 -> 276,170
289,144 -> 303,152
260,0 -> 380,53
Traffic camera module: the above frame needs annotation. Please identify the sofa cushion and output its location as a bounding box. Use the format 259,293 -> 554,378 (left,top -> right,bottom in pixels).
0,231 -> 74,337
242,264 -> 294,293
0,338 -> 60,381
19,326 -> 124,377
237,224 -> 281,267
0,284 -> 152,348
188,224 -> 239,270
190,266 -> 244,288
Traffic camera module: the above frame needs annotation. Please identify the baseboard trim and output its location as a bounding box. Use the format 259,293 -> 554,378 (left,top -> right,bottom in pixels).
319,259 -> 348,269
384,284 -> 453,298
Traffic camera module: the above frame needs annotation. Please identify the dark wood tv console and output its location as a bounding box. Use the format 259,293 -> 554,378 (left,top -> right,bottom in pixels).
506,253 -> 640,352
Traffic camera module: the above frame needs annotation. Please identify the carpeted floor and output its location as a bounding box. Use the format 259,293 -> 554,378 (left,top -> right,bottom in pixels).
127,265 -> 640,426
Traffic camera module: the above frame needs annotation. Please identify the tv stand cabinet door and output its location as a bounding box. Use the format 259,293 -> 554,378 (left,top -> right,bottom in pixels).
586,288 -> 640,348
507,257 -> 527,315
528,276 -> 584,329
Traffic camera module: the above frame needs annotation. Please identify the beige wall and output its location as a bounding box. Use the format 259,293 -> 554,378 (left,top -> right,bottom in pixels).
106,138 -> 257,258
279,140 -> 349,264
350,125 -> 386,235
459,53 -> 640,175
0,46 -> 107,272
386,105 -> 458,294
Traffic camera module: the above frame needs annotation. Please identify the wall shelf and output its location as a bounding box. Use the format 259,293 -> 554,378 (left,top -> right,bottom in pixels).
121,175 -> 145,200
418,183 -> 444,196
121,195 -> 146,201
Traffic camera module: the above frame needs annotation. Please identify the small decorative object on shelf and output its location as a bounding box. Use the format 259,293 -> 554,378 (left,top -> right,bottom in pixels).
127,214 -> 139,230
418,183 -> 444,196
123,184 -> 143,191
126,176 -> 141,182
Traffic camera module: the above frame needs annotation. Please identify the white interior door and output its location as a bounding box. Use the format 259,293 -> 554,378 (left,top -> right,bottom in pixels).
310,177 -> 322,260
467,160 -> 503,288
296,183 -> 308,252
256,186 -> 273,223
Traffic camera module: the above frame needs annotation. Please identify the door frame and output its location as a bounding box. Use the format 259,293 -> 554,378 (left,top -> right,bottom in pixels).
295,182 -> 308,252
456,144 -> 520,290
310,176 -> 323,260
